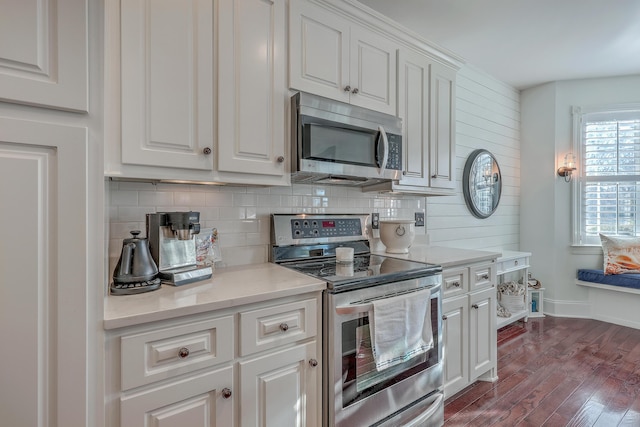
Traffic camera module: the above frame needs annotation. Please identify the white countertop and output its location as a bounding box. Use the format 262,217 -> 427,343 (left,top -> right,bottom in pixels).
104,263 -> 326,330
496,250 -> 531,261
372,245 -> 502,268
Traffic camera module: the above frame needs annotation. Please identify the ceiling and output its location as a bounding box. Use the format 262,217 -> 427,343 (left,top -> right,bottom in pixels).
358,0 -> 640,90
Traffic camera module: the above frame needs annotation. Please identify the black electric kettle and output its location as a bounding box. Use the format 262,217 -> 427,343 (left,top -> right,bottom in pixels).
111,230 -> 161,295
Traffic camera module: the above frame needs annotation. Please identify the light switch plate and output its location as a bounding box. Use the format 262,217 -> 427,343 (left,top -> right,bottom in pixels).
415,212 -> 425,227
371,213 -> 379,229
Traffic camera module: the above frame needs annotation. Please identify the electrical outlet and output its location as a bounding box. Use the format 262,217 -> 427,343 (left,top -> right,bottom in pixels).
415,212 -> 425,227
371,213 -> 379,229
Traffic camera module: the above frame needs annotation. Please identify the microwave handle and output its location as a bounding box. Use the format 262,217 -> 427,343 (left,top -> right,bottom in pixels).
377,125 -> 389,175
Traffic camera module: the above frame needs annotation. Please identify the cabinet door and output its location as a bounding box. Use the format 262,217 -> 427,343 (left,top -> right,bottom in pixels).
469,286 -> 497,379
0,0 -> 87,111
0,119 -> 90,426
397,49 -> 430,187
349,26 -> 397,115
288,0 -> 350,102
120,367 -> 234,427
239,341 -> 320,427
120,0 -> 214,170
217,0 -> 288,181
429,62 -> 456,190
442,295 -> 469,398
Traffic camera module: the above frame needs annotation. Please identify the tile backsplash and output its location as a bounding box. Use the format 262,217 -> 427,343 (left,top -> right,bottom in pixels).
107,180 -> 427,270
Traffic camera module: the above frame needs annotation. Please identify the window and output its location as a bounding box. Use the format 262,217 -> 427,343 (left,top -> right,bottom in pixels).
574,105 -> 640,245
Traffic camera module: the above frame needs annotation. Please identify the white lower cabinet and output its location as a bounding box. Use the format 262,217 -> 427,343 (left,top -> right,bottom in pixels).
442,294 -> 468,397
442,261 -> 498,399
106,293 -> 321,426
469,286 -> 497,379
239,342 -> 319,427
120,367 -> 234,427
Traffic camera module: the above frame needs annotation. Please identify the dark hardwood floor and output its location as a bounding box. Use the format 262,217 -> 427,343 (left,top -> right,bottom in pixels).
444,316 -> 640,426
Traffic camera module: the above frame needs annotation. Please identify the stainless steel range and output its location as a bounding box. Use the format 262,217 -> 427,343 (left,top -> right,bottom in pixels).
271,214 -> 444,427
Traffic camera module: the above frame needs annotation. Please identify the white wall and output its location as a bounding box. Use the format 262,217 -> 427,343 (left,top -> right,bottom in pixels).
521,74 -> 640,325
107,64 -> 523,283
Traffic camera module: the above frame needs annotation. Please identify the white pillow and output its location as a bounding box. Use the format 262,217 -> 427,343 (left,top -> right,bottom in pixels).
599,233 -> 640,275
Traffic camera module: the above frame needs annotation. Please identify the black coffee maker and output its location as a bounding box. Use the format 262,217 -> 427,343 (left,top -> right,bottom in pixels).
146,211 -> 213,286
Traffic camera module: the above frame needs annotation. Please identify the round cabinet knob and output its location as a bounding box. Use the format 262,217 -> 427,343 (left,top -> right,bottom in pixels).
344,85 -> 351,92
178,347 -> 190,359
351,88 -> 359,94
203,147 -> 212,155
309,359 -> 318,367
221,388 -> 232,399
276,156 -> 285,163
442,315 -> 448,320
431,174 -> 437,179
279,323 -> 289,332
481,274 -> 489,280
472,304 -> 479,309
453,281 -> 461,288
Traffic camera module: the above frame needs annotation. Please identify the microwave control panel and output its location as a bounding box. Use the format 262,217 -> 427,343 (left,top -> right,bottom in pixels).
386,135 -> 402,170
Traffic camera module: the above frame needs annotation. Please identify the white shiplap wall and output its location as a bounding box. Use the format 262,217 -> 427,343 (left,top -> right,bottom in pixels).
107,65 -> 522,271
427,65 -> 521,252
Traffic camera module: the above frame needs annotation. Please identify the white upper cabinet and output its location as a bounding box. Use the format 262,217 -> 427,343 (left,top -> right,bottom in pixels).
395,48 -> 431,187
364,48 -> 457,195
120,0 -> 215,171
108,0 -> 288,185
289,0 -> 397,115
216,0 -> 289,184
429,62 -> 457,191
0,0 -> 88,112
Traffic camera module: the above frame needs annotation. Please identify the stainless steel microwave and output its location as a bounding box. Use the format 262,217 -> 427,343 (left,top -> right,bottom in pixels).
290,92 -> 403,186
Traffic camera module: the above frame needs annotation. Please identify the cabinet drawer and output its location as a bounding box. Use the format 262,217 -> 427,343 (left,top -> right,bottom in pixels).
470,264 -> 495,291
442,267 -> 468,298
239,298 -> 317,356
120,316 -> 234,390
496,256 -> 530,275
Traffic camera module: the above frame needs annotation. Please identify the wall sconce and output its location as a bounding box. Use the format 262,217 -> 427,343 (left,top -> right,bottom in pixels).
557,153 -> 577,182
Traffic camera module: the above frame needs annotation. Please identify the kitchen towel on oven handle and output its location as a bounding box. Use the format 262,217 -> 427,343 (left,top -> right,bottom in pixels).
368,288 -> 433,371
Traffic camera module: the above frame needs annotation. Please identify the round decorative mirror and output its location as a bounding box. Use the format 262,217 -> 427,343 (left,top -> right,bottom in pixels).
463,149 -> 502,219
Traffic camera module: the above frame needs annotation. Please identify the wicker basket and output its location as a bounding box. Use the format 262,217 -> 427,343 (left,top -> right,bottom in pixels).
499,294 -> 525,312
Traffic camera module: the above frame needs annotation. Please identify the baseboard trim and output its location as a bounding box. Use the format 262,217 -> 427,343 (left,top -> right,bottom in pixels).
543,298 -> 591,319
542,294 -> 640,329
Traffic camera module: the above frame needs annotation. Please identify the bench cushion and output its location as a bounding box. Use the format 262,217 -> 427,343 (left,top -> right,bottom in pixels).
577,269 -> 640,290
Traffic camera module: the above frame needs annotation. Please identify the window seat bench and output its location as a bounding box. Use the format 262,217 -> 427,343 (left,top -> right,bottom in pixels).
575,269 -> 640,329
576,269 -> 640,295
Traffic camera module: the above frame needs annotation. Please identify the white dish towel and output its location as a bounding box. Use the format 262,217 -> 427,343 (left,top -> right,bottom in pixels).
369,288 -> 433,371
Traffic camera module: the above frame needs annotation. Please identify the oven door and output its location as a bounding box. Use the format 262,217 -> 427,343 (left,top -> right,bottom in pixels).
324,276 -> 443,427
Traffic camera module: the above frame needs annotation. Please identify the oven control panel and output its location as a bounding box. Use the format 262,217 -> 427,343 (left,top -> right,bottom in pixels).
271,214 -> 369,246
290,218 -> 362,239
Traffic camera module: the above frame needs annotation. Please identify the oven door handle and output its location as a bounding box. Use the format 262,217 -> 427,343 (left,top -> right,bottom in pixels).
336,287 -> 435,315
335,302 -> 373,315
404,393 -> 443,427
